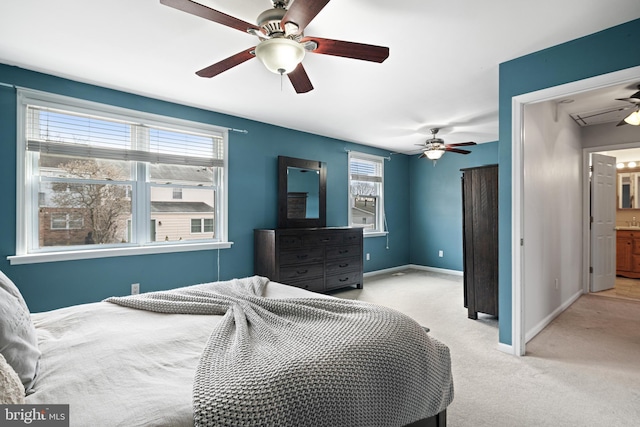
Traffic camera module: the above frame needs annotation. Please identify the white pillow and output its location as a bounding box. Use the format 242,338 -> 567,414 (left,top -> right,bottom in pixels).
0,269 -> 40,392
0,352 -> 25,404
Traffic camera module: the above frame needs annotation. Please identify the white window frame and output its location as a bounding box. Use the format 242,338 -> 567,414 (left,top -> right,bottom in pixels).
9,89 -> 232,265
348,151 -> 387,237
172,187 -> 183,200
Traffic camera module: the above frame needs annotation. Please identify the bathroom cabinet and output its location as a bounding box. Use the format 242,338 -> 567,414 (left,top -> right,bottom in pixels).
616,229 -> 640,278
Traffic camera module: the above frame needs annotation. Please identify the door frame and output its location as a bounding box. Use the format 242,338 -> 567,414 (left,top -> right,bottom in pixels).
511,65 -> 640,356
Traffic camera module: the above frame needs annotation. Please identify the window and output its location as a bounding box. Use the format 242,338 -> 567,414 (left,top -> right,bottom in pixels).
348,152 -> 385,234
190,218 -> 214,234
50,213 -> 84,230
12,89 -> 229,264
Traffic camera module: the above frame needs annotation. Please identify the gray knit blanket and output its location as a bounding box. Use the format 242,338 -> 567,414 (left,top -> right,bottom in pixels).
106,276 -> 454,427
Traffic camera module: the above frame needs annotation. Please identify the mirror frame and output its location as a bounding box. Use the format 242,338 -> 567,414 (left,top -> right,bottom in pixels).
617,167 -> 640,210
278,156 -> 326,228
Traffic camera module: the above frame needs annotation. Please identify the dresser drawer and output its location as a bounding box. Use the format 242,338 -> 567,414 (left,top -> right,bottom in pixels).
279,263 -> 324,282
286,277 -> 324,293
326,244 -> 361,260
326,256 -> 360,275
326,271 -> 362,290
342,231 -> 362,245
279,247 -> 324,265
303,232 -> 343,247
278,234 -> 303,249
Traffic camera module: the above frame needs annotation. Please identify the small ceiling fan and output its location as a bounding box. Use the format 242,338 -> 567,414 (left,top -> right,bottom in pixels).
160,0 -> 390,94
416,128 -> 476,161
616,85 -> 640,126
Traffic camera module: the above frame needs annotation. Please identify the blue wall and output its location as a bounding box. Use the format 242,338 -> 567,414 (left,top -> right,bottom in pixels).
409,142 -> 498,271
0,64 -> 410,312
498,18 -> 640,345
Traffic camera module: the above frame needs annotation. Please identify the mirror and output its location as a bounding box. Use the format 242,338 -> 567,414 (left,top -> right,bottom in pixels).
618,171 -> 640,209
278,156 -> 326,228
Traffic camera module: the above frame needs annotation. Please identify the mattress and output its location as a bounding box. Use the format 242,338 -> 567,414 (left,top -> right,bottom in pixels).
25,280 -> 452,427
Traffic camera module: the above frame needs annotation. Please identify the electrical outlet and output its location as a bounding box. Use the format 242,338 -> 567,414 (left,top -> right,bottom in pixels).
131,283 -> 140,295
438,250 -> 444,258
366,253 -> 370,261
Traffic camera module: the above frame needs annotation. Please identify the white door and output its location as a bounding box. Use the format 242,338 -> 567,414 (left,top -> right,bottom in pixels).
591,153 -> 616,292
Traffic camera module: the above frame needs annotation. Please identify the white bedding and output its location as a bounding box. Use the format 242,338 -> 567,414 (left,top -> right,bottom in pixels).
26,281 -> 325,427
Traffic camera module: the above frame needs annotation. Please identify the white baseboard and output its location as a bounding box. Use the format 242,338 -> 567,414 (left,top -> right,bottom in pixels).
364,264 -> 464,278
363,265 -> 412,278
407,264 -> 464,276
525,289 -> 584,343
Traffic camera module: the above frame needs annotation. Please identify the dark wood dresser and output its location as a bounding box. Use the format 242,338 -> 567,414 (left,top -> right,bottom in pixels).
461,164 -> 499,319
254,227 -> 363,293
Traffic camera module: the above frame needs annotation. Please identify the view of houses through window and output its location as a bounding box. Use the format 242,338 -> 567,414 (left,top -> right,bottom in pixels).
19,91 -> 226,255
348,152 -> 384,233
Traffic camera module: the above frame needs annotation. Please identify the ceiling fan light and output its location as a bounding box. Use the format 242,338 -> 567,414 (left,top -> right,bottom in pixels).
255,38 -> 305,75
424,149 -> 445,160
624,110 -> 640,126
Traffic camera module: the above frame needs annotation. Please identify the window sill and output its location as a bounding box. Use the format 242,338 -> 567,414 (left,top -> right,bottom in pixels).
7,241 -> 233,265
363,231 -> 388,238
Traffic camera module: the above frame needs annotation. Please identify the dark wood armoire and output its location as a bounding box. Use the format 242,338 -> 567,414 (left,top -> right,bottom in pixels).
461,164 -> 499,319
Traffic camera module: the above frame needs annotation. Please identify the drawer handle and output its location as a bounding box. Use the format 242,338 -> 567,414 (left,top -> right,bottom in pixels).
339,250 -> 349,254
296,269 -> 309,274
339,277 -> 349,282
339,263 -> 349,268
297,254 -> 309,259
321,238 -> 331,242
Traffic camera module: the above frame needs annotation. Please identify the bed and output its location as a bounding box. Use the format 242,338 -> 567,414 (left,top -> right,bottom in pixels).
1,272 -> 453,427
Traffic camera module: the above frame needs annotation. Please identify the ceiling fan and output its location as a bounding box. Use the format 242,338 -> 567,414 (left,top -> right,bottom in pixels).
616,85 -> 640,126
159,0 -> 390,94
416,128 -> 476,161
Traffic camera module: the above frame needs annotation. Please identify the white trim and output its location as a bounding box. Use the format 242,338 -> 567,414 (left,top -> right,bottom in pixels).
497,342 -> 515,355
407,264 -> 464,276
525,289 -> 583,342
363,231 -> 388,238
7,241 -> 233,265
363,264 -> 463,278
363,265 -> 411,278
14,88 -> 230,259
511,65 -> 640,357
348,151 -> 385,233
512,95 -> 526,357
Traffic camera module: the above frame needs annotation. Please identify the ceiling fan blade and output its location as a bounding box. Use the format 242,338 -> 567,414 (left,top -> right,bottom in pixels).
196,48 -> 256,78
287,63 -> 314,94
446,148 -> 471,155
301,37 -> 389,63
418,152 -> 427,159
282,0 -> 331,34
616,117 -> 629,126
447,141 -> 476,147
160,0 -> 261,34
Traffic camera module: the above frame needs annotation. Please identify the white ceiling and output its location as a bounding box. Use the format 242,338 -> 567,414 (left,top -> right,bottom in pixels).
1,0 -> 639,154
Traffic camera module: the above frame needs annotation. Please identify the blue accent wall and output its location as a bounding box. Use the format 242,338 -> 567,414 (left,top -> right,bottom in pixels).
409,142 -> 498,271
0,64 -> 410,312
498,18 -> 640,345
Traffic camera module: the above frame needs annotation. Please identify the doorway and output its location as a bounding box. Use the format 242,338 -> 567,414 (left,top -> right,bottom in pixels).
512,65 -> 640,356
590,148 -> 640,302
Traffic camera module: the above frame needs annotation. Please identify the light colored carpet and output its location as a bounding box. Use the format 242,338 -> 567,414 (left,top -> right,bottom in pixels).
335,269 -> 640,427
